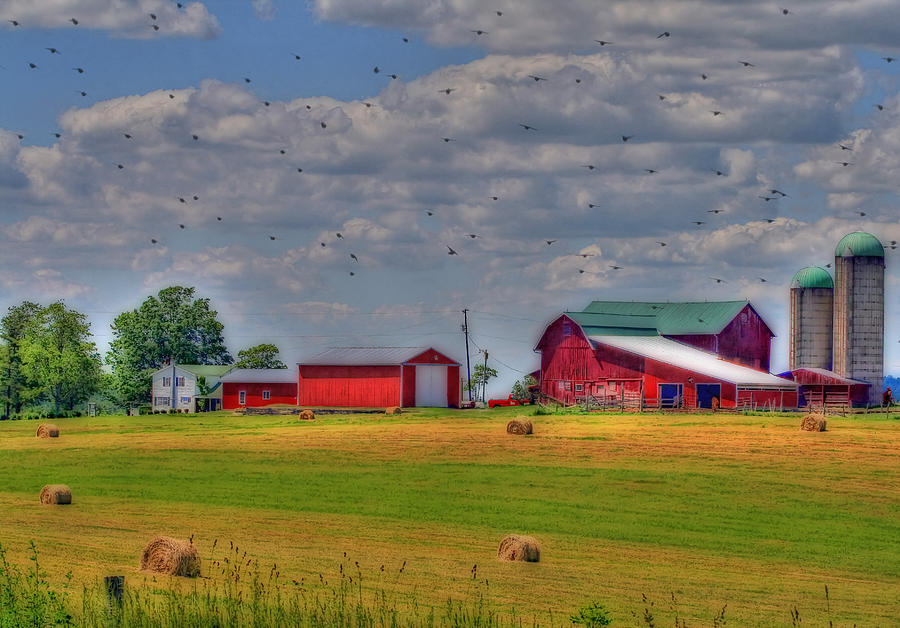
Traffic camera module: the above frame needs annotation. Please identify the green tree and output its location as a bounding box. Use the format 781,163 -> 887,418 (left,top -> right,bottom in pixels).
235,343 -> 287,369
511,374 -> 537,400
19,302 -> 102,413
0,301 -> 43,416
468,362 -> 498,403
107,286 -> 232,405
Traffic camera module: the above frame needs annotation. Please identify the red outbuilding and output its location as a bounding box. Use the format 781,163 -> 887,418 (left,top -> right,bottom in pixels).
298,347 -> 461,408
778,368 -> 871,409
536,306 -> 797,409
221,368 -> 298,410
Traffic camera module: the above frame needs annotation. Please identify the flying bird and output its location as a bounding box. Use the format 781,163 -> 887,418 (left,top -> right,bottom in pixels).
838,144 -> 853,151
710,110 -> 722,116
73,67 -> 84,73
470,29 -> 488,35
707,209 -> 725,214
856,211 -> 867,216
874,104 -> 884,111
69,18 -> 79,25
402,37 -> 409,43
657,31 -> 670,38
447,245 -> 458,255
883,57 -> 895,63
759,196 -> 777,202
527,75 -> 547,82
621,135 -> 633,142
336,233 -> 343,239
293,53 -> 301,60
545,240 -> 557,245
781,8 -> 791,15
519,123 -> 537,131
577,253 -> 595,258
45,47 -> 61,54
151,24 -> 159,31
574,78 -> 582,84
588,203 -> 599,208
709,277 -> 725,283
150,238 -> 158,244
441,137 -> 456,142
644,169 -> 658,174
77,90 -> 87,96
8,20 -> 19,26
193,195 -> 199,200
297,168 -> 303,172
594,40 -> 613,46
758,277 -> 768,282
439,88 -> 455,95
701,73 -> 709,80
191,134 -> 199,141
693,221 -> 705,226
738,61 -> 755,67
320,242 -> 326,247
656,241 -> 667,246
179,224 -> 185,229
51,132 -> 61,138
178,197 -> 186,203
269,235 -> 277,240
149,13 -> 157,20
243,77 -> 251,83
581,164 -> 596,170
425,210 -> 434,216
349,271 -> 356,276
123,133 -> 133,139
115,163 -> 124,170
350,253 -> 359,262
770,189 -> 788,197
712,169 -> 724,176
658,94 -> 666,101
320,122 -> 327,128
836,161 -> 853,167
490,196 -> 499,201
609,265 -> 623,270
216,216 -> 222,221
764,219 -> 777,223
467,234 -> 479,239
28,62 -> 38,69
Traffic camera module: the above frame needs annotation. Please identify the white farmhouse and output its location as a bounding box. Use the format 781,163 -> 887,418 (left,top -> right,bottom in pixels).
150,363 -> 234,413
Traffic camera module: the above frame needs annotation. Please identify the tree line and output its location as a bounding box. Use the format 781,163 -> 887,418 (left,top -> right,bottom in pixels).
0,286 -> 286,418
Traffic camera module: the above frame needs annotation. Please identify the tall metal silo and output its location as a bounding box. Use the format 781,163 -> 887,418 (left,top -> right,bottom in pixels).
789,266 -> 833,371
833,232 -> 884,405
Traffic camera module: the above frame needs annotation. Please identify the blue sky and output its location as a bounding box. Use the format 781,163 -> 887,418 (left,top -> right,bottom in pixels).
1,0 -> 898,395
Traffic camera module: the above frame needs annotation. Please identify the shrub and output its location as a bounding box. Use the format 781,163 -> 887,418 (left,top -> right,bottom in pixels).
570,601 -> 613,627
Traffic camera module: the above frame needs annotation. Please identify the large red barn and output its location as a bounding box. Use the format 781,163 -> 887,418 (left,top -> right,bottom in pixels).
221,368 -> 298,410
536,303 -> 797,409
298,347 -> 461,408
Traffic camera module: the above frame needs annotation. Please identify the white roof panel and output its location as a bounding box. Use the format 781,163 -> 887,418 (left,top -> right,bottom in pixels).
220,368 -> 297,383
589,335 -> 797,388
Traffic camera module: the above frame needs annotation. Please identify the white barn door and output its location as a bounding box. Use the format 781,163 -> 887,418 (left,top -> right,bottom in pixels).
415,366 -> 448,407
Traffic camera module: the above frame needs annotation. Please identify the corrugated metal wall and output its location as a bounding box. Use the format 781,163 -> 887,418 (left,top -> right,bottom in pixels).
298,365 -> 402,407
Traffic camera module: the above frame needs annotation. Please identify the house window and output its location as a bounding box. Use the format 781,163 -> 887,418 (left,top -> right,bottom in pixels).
575,383 -> 583,392
154,396 -> 169,406
176,377 -> 185,387
239,391 -> 246,405
262,390 -> 271,400
162,377 -> 171,387
181,397 -> 191,404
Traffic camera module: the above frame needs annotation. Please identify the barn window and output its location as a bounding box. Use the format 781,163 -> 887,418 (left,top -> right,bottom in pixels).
564,381 -> 572,390
162,377 -> 171,387
558,381 -> 566,391
239,391 -> 246,405
575,383 -> 583,392
563,322 -> 572,336
262,390 -> 271,400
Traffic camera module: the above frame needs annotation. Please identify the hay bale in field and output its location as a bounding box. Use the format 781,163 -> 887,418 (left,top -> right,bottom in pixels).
39,484 -> 72,505
36,424 -> 59,438
298,409 -> 315,421
800,414 -> 827,432
506,419 -> 533,435
384,406 -> 402,415
497,534 -> 540,562
140,536 -> 201,577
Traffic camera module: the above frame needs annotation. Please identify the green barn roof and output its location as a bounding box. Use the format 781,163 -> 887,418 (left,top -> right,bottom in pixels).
576,300 -> 750,335
790,266 -> 833,289
835,232 -> 884,258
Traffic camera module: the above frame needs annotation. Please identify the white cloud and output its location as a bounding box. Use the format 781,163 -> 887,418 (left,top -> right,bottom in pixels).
0,0 -> 221,38
252,0 -> 275,20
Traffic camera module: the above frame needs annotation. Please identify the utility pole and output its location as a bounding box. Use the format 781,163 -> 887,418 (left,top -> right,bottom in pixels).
462,309 -> 472,401
482,350 -> 489,403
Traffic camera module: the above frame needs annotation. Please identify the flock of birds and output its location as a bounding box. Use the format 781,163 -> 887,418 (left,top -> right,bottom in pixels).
4,4 -> 898,285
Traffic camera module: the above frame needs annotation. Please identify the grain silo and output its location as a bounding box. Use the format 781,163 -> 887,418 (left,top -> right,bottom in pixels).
789,266 -> 833,371
833,232 -> 884,405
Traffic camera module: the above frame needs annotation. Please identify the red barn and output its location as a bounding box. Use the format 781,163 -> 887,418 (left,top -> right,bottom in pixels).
536,309 -> 797,409
778,368 -> 871,409
298,347 -> 461,408
221,368 -> 298,410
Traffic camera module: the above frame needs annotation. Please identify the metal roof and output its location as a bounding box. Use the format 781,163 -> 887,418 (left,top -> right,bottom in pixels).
835,231 -> 884,258
590,334 -> 797,388
220,368 -> 297,383
301,347 -> 436,365
578,300 -> 750,335
790,266 -> 833,289
780,368 -> 870,386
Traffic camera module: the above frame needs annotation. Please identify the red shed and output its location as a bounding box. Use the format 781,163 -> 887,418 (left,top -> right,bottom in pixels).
778,368 -> 871,409
536,313 -> 797,409
221,368 -> 298,409
298,347 -> 461,408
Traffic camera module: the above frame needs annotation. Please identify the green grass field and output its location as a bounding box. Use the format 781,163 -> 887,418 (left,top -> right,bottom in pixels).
1,408 -> 899,626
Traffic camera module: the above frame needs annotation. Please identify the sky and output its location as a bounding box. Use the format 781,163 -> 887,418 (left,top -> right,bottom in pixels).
1,0 -> 899,396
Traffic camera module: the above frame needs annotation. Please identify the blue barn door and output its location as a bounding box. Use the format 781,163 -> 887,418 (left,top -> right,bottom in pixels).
659,383 -> 683,408
696,383 -> 721,409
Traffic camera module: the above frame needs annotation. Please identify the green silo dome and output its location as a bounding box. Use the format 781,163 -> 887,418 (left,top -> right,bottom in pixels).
791,266 -> 833,289
835,232 -> 884,258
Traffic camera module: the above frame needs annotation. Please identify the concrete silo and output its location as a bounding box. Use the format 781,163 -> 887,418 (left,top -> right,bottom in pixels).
833,232 -> 885,405
789,266 -> 833,371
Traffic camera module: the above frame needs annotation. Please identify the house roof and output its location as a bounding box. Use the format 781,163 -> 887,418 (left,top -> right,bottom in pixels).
177,364 -> 234,379
220,368 -> 297,384
590,334 -> 797,388
301,347 -> 449,366
577,300 -> 753,335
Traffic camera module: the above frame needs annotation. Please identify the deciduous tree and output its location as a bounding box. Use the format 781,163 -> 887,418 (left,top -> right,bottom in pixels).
235,343 -> 287,369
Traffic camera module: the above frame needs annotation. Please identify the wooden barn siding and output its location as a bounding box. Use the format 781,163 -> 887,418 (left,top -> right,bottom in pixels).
668,305 -> 772,372
447,365 -> 460,408
401,365 -> 416,407
298,365 -> 401,407
222,382 -> 297,410
407,349 -> 458,365
787,370 -> 869,406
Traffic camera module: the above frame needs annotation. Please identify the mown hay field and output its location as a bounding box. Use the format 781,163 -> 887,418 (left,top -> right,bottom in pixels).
1,408 -> 898,625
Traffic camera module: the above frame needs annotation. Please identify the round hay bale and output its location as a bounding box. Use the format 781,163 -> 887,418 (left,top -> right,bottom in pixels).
497,534 -> 540,562
140,536 -> 201,577
36,424 -> 60,438
384,406 -> 402,415
298,409 -> 315,421
39,484 -> 72,505
800,414 -> 827,432
506,419 -> 533,435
